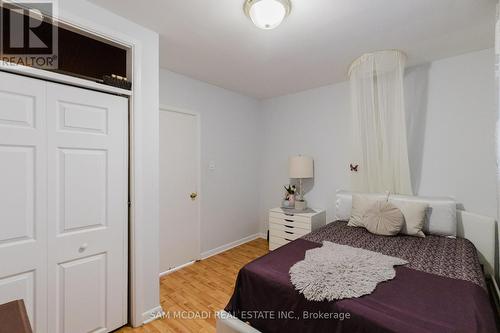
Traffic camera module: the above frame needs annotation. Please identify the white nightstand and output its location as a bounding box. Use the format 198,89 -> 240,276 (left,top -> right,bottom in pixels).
268,208 -> 326,251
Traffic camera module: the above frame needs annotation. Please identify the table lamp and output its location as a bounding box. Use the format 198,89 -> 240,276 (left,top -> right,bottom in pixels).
289,155 -> 314,210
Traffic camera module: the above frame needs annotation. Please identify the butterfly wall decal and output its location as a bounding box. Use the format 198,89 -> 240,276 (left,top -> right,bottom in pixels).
350,164 -> 359,172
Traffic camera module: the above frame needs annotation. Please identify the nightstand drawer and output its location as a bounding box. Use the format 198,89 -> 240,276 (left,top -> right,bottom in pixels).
269,216 -> 311,230
270,229 -> 303,241
269,235 -> 290,250
269,211 -> 311,223
268,207 -> 326,251
269,222 -> 310,236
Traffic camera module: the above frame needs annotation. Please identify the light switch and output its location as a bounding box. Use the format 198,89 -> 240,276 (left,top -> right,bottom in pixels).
208,161 -> 216,170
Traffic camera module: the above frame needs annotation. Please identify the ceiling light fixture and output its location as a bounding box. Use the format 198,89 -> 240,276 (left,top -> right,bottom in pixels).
244,0 -> 292,30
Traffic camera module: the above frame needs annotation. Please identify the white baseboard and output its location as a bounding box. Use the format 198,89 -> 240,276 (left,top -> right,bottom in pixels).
142,305 -> 164,325
201,233 -> 267,260
159,260 -> 195,277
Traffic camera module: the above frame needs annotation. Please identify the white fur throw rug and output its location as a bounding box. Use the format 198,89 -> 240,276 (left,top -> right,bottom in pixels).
289,241 -> 408,301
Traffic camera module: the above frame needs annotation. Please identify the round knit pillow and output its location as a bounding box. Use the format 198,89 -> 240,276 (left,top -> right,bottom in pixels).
362,201 -> 404,236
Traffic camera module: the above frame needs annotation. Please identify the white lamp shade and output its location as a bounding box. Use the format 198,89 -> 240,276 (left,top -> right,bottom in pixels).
289,155 -> 314,179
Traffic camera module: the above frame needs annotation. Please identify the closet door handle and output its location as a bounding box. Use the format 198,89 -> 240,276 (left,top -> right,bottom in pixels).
285,219 -> 294,222
79,243 -> 88,253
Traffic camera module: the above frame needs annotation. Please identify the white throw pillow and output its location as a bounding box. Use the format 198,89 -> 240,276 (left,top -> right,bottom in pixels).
348,194 -> 388,228
389,194 -> 457,237
335,190 -> 388,221
335,190 -> 353,221
390,200 -> 428,237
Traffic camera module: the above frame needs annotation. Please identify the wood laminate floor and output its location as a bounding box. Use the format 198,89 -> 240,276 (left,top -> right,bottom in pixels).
117,238 -> 269,333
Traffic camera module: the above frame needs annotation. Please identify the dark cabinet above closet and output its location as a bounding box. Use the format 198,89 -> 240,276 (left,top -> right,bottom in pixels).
1,4 -> 129,89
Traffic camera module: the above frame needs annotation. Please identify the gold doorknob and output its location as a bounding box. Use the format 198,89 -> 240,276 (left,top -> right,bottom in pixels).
190,192 -> 198,200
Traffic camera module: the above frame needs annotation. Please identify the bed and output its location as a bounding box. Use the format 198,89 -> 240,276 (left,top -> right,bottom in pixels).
220,210 -> 498,333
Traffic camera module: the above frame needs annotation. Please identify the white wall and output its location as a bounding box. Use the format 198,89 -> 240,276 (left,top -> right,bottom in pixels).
60,1 -> 160,326
259,48 -> 497,232
259,82 -> 351,227
159,70 -> 262,254
414,49 -> 496,217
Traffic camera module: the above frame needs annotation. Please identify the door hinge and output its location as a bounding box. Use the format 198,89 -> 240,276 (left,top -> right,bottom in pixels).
128,201 -> 131,207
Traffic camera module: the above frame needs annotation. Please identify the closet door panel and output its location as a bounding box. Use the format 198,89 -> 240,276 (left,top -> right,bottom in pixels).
58,254 -> 107,333
0,71 -> 48,333
58,148 -> 107,233
46,83 -> 128,333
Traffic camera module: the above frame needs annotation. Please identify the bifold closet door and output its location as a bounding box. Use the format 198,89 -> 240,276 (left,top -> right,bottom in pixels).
46,83 -> 128,333
0,71 -> 48,333
0,72 -> 128,333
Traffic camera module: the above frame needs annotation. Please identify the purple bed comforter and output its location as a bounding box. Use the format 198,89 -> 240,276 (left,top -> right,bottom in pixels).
225,222 -> 498,333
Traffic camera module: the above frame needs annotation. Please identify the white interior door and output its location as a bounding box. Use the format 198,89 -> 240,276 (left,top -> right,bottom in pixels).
46,83 -> 128,333
0,71 -> 48,332
159,108 -> 200,273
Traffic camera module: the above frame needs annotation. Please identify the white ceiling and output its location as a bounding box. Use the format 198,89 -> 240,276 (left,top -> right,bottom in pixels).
89,0 -> 496,99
